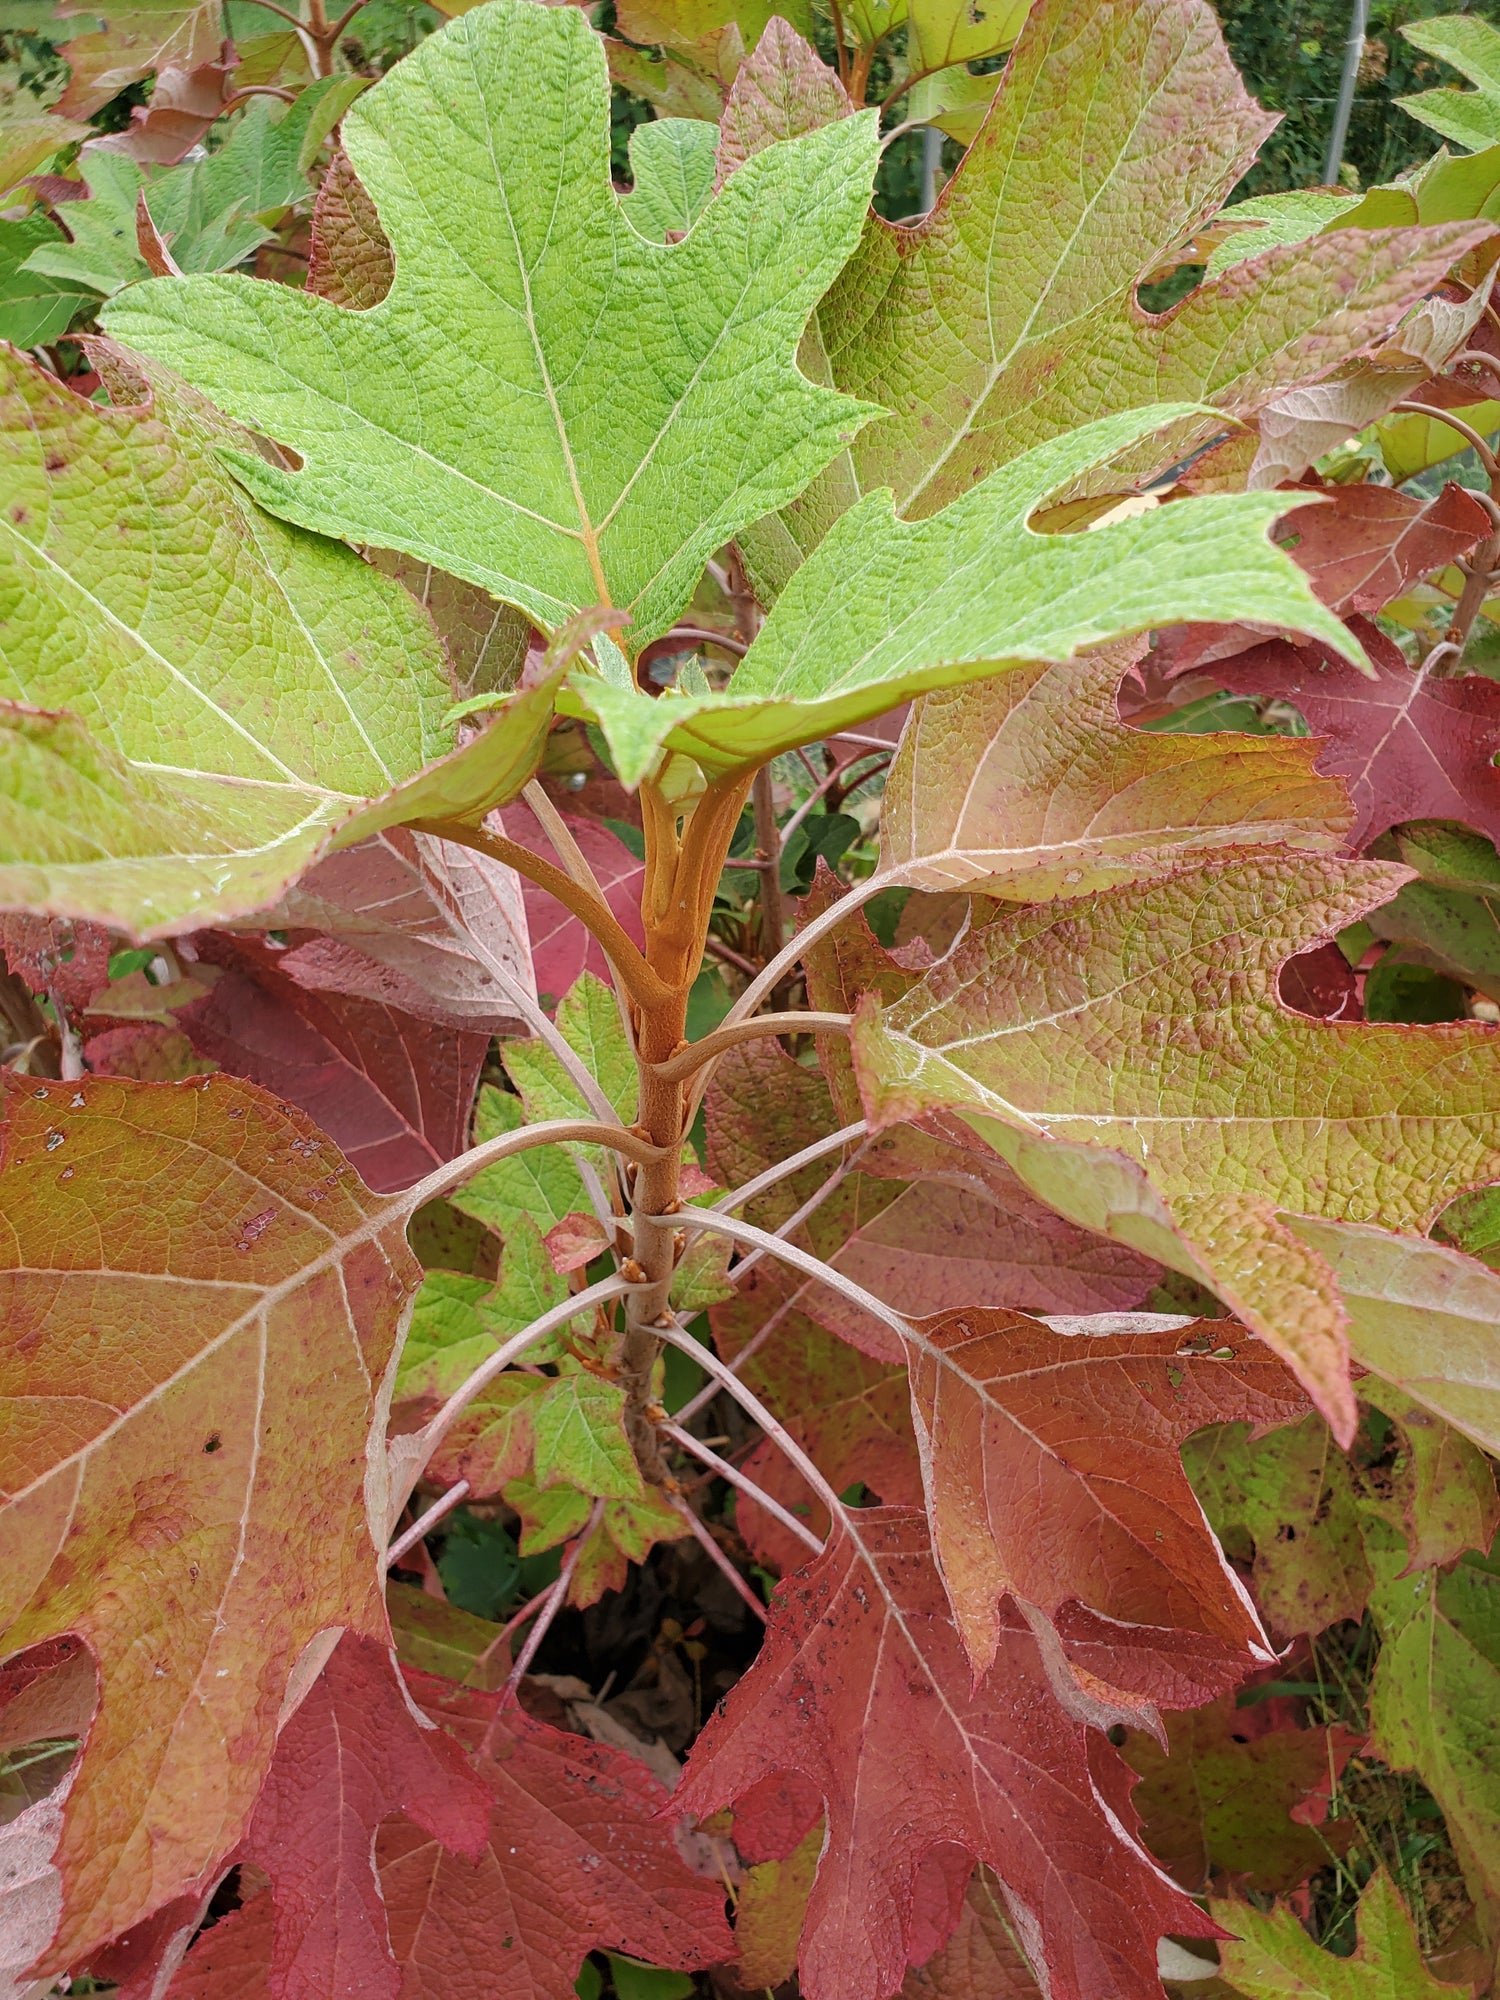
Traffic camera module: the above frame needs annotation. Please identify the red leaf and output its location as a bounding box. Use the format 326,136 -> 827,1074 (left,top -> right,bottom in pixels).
1,913 -> 111,1014
161,1669 -> 730,2000
731,1772 -> 824,1865
544,1210 -> 611,1273
307,149 -> 394,312
1278,481 -> 1491,618
902,1867 -> 1043,1999
261,828 -> 534,1037
678,1508 -> 1213,2000
379,1676 -> 733,1998
222,1633 -> 489,2000
1211,618 -> 1500,851
1151,481 -> 1491,685
494,807 -> 644,1006
89,46 -> 238,164
176,936 -> 488,1194
707,1039 -> 1158,1368
902,1308 -> 1308,1685
1277,941 -> 1363,1021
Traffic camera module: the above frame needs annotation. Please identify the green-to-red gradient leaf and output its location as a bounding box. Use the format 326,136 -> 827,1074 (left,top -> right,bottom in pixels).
0,1072 -> 419,1972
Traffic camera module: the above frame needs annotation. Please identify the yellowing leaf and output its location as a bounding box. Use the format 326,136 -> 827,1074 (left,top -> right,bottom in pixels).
852,855 -> 1500,1441
905,0 -> 1029,77
0,1072 -> 415,1970
0,350 -> 555,936
106,0 -> 882,652
787,0 -> 1485,570
879,642 -> 1353,899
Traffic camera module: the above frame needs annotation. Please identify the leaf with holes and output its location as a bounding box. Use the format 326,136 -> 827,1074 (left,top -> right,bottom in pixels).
852,854 -> 1500,1444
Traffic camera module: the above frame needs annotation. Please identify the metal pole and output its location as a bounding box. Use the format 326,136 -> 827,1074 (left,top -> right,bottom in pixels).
1323,0 -> 1369,185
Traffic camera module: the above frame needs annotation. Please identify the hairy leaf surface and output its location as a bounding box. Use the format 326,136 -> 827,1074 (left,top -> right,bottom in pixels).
568,409 -> 1356,783
813,0 -> 1487,525
880,642 -> 1353,899
246,827 -> 535,1037
0,352 -> 552,935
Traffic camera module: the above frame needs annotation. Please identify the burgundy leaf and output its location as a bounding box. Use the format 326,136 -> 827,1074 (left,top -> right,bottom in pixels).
679,1509 -> 1215,2000
494,806 -> 644,1006
1212,618 -> 1500,851
177,935 -> 488,1193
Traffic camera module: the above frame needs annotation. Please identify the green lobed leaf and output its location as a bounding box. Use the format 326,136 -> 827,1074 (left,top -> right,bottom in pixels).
533,1370 -> 644,1501
744,0 -> 1489,596
504,1472 -> 688,1606
1399,14 -> 1500,154
451,1084 -> 590,1239
104,0 -> 883,652
620,117 -> 719,241
503,973 -> 638,1127
0,349 -> 556,936
398,1215 -> 573,1402
1213,1867 -> 1469,1998
0,214 -> 95,346
563,407 -> 1361,785
1367,1527 -> 1500,1941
